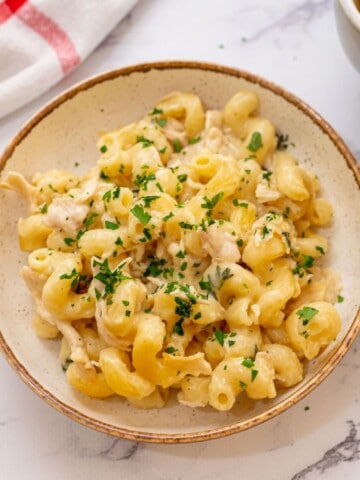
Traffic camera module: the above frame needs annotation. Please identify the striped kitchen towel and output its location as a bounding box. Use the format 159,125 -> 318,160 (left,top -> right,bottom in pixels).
0,0 -> 137,119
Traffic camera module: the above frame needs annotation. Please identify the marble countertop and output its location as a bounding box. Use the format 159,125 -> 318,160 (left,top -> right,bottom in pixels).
1,1 -> 359,479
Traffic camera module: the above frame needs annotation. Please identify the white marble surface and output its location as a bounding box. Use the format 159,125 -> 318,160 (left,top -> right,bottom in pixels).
1,1 -> 360,479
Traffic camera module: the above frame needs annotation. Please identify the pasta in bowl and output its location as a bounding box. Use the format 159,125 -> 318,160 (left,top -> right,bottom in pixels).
0,62 -> 359,442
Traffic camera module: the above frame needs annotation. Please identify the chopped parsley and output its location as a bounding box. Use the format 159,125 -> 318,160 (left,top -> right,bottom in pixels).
177,174 -> 188,183
174,296 -> 193,318
241,357 -> 258,382
201,192 -> 224,213
144,258 -> 166,277
178,221 -> 194,230
59,269 -> 91,293
296,306 -> 319,325
149,107 -> 164,116
64,237 -> 75,246
134,172 -> 156,191
164,346 -> 178,354
40,203 -> 48,214
136,135 -> 154,148
276,133 -> 290,150
61,357 -> 74,372
76,212 -> 99,239
173,318 -> 185,336
163,212 -> 174,222
315,245 -> 325,255
100,145 -> 108,153
142,195 -> 160,208
283,206 -> 291,218
337,295 -> 344,303
103,186 -> 121,203
173,139 -> 182,153
105,220 -> 119,230
130,205 -> 151,225
84,212 -> 99,229
233,199 -> 248,208
93,258 -> 132,299
156,118 -> 167,127
115,237 -> 124,247
188,136 -> 201,144
266,212 -> 281,221
199,266 -> 233,299
241,357 -> 255,368
247,131 -> 263,152
293,255 -> 315,276
282,231 -> 291,249
261,225 -> 272,239
214,329 -> 226,347
262,171 -> 272,182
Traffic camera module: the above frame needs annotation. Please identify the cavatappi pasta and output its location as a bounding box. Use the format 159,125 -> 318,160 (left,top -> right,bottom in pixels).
1,90 -> 342,411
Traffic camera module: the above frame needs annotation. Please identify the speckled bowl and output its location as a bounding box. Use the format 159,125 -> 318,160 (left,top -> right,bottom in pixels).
0,61 -> 359,443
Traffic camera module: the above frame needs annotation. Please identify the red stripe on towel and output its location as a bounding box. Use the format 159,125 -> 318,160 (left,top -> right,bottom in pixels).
0,0 -> 26,23
16,2 -> 80,74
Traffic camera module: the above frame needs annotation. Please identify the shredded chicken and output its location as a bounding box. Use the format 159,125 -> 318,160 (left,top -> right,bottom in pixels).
162,351 -> 212,376
91,257 -> 139,351
161,117 -> 188,146
21,266 -> 92,367
45,197 -> 88,234
72,177 -> 98,202
21,266 -> 53,322
205,110 -> 223,130
200,223 -> 240,263
205,127 -> 226,151
287,267 -> 342,312
0,171 -> 38,212
256,180 -> 282,203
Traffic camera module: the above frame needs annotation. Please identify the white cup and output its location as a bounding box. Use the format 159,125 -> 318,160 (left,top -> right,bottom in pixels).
335,0 -> 360,72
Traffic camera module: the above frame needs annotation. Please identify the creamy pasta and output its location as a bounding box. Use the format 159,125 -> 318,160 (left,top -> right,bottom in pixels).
0,90 -> 342,411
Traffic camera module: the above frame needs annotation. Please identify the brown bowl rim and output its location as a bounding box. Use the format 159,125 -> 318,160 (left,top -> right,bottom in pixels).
0,60 -> 359,444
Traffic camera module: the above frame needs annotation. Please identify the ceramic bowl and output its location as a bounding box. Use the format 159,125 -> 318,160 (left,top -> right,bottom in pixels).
335,0 -> 360,72
0,61 -> 359,443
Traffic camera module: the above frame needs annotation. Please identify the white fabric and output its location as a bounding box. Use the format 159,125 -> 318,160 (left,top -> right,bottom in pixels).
0,0 -> 137,119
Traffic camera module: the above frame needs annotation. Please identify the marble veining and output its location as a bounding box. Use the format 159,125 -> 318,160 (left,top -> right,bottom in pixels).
291,421 -> 360,479
1,0 -> 360,479
241,0 -> 332,43
64,426 -> 141,461
0,417 -> 18,427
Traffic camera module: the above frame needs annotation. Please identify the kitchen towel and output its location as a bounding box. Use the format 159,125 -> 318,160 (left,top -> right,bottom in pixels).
0,0 -> 137,119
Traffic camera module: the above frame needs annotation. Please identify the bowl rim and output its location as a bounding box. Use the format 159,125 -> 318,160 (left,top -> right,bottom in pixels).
0,60 -> 359,444
338,0 -> 360,31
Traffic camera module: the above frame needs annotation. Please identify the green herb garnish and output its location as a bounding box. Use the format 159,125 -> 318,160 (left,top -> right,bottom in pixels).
296,306 -> 319,325
130,205 -> 151,225
136,135 -> 154,148
105,220 -> 119,230
247,131 -> 263,152
173,139 -> 182,153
